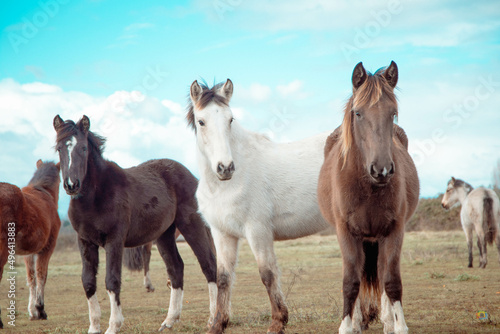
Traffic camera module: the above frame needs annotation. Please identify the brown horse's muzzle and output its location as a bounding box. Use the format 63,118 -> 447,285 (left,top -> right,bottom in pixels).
369,161 -> 395,185
64,178 -> 80,195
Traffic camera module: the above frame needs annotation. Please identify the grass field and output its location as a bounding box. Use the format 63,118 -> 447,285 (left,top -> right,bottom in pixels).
1,231 -> 499,334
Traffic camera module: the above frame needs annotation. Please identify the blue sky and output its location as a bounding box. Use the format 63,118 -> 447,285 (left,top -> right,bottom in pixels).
1,0 -> 499,218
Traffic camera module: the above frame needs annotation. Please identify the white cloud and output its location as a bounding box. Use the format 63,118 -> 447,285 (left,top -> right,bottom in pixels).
0,78 -> 197,188
277,80 -> 305,98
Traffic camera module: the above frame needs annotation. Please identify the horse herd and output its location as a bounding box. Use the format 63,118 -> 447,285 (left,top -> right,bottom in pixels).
1,61 -> 499,334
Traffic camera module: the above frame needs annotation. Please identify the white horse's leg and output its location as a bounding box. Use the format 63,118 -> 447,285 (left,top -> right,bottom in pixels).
463,222 -> 474,268
381,290 -> 394,334
207,230 -> 239,334
87,294 -> 101,333
477,232 -> 487,268
246,228 -> 288,334
105,290 -> 124,334
392,301 -> 408,334
24,255 -> 38,319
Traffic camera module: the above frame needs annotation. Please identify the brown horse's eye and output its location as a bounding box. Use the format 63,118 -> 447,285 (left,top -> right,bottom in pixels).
82,146 -> 87,152
355,111 -> 361,118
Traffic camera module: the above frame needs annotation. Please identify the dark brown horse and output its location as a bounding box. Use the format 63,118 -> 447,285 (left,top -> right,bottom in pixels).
0,160 -> 61,328
53,115 -> 216,334
318,61 -> 419,334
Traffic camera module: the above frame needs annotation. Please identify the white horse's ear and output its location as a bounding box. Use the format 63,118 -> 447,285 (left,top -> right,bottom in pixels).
218,79 -> 233,101
451,176 -> 456,184
352,62 -> 367,90
383,61 -> 398,88
190,80 -> 203,103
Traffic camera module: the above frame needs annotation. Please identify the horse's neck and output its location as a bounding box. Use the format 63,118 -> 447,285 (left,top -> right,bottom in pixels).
456,187 -> 469,204
80,153 -> 107,198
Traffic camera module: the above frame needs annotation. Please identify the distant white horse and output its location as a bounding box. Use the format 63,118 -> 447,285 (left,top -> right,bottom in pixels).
441,177 -> 500,268
187,79 -> 331,334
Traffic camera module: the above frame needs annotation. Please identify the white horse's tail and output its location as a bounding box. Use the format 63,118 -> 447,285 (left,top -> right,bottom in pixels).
483,195 -> 497,245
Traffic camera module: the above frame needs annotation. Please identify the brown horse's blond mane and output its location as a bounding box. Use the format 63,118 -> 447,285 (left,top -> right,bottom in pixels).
340,70 -> 398,167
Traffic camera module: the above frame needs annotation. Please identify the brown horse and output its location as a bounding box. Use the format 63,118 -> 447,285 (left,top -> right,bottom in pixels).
318,61 -> 419,334
0,160 -> 61,328
53,115 -> 216,334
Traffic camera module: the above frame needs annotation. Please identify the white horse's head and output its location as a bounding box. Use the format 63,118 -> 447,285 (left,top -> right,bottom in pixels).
441,177 -> 473,209
188,79 -> 235,181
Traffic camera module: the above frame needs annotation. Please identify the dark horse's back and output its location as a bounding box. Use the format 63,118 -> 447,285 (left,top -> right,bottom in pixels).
121,159 -> 199,248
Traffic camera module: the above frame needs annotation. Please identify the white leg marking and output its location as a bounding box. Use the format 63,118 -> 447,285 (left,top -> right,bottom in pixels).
381,291 -> 395,334
208,282 -> 217,326
339,315 -> 354,334
352,297 -> 362,333
105,291 -> 124,334
87,294 -> 101,334
160,288 -> 183,330
393,301 -> 408,334
144,271 -> 154,292
28,281 -> 37,319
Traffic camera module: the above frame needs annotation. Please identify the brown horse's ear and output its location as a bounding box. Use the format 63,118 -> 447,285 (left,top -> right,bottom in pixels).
36,159 -> 43,169
218,79 -> 233,101
382,61 -> 398,88
352,62 -> 367,90
53,115 -> 64,131
80,115 -> 90,133
55,162 -> 61,171
190,80 -> 203,104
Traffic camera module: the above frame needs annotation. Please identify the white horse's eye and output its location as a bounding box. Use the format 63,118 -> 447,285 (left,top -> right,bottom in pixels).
230,118 -> 234,124
198,120 -> 205,126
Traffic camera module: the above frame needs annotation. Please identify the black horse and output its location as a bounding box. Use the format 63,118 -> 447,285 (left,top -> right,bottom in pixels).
53,115 -> 216,333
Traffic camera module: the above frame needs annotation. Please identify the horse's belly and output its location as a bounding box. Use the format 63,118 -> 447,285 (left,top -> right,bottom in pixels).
273,211 -> 330,240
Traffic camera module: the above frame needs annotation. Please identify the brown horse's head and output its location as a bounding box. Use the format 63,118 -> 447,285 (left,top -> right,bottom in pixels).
340,61 -> 399,185
53,115 -> 102,196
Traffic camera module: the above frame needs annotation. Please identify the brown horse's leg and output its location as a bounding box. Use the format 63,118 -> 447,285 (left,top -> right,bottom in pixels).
0,242 -> 9,328
104,241 -> 125,334
142,242 -> 155,292
337,229 -> 363,334
380,232 -> 408,334
78,237 -> 101,334
23,255 -> 40,320
33,230 -> 58,322
207,230 -> 239,334
175,209 -> 217,327
156,224 -> 185,331
246,230 -> 288,334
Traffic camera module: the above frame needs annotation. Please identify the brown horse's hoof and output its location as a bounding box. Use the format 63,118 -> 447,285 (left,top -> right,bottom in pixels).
267,320 -> 286,334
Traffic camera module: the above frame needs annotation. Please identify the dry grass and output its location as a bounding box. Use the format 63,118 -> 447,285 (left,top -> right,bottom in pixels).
1,231 -> 499,333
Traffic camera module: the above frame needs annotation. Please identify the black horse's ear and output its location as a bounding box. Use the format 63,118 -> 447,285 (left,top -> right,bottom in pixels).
80,115 -> 90,133
383,61 -> 398,88
53,115 -> 64,131
352,62 -> 367,90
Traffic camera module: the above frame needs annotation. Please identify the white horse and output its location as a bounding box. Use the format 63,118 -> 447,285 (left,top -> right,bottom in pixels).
441,177 -> 500,268
187,79 -> 331,334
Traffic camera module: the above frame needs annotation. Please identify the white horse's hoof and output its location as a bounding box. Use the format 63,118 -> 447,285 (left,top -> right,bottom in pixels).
158,318 -> 179,332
